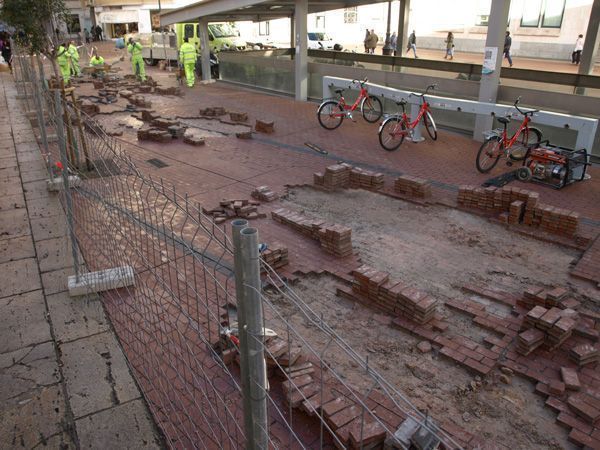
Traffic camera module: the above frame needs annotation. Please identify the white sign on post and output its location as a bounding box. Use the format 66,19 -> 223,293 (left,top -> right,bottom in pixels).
482,46 -> 498,75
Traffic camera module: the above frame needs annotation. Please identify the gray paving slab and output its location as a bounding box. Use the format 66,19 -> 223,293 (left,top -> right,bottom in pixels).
0,156 -> 18,169
20,167 -> 48,183
0,208 -> 30,241
0,235 -> 35,263
0,165 -> 19,178
76,399 -> 162,450
0,177 -> 25,195
41,267 -> 73,295
60,331 -> 141,418
0,342 -> 59,402
23,179 -> 50,201
0,258 -> 42,299
0,290 -> 51,354
18,159 -> 47,173
36,236 -> 74,273
0,385 -> 69,449
26,195 -> 63,220
47,292 -> 109,343
30,214 -> 68,241
0,194 -> 26,212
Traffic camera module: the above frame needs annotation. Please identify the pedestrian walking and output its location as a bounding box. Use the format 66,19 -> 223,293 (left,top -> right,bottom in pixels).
84,28 -> 90,44
56,42 -> 71,86
179,37 -> 197,87
503,31 -> 513,67
572,34 -> 584,64
363,29 -> 370,53
366,29 -> 378,54
0,33 -> 12,71
127,37 -> 146,81
406,30 -> 418,58
390,32 -> 398,56
68,40 -> 81,77
444,32 -> 454,60
95,25 -> 103,42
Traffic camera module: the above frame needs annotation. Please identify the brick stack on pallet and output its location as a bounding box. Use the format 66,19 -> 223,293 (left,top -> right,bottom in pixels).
261,243 -> 289,270
203,199 -> 266,224
519,286 -> 580,310
516,328 -> 545,355
394,175 -> 432,199
251,185 -> 279,202
519,305 -> 577,353
349,167 -> 384,191
508,200 -> 525,224
569,344 -> 599,367
271,208 -> 353,258
347,265 -> 438,325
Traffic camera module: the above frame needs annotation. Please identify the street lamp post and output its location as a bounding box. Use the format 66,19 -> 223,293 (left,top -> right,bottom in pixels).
382,1 -> 393,55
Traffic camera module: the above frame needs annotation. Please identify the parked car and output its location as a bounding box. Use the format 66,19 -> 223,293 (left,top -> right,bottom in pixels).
308,32 -> 336,50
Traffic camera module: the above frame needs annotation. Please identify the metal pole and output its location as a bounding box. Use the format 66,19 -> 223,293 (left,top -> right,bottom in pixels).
231,219 -> 254,446
382,1 -> 393,55
54,90 -> 80,281
158,0 -> 171,71
239,227 -> 268,449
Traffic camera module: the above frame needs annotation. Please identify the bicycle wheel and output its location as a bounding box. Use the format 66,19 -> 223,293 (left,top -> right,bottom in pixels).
360,95 -> 383,123
423,111 -> 438,140
476,136 -> 503,173
317,100 -> 344,130
378,117 -> 406,151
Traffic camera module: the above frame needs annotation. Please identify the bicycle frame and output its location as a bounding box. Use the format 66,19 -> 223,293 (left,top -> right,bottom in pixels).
391,100 -> 430,136
338,86 -> 369,112
502,115 -> 531,149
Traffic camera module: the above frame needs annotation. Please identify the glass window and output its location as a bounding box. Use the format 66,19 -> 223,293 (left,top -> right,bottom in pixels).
66,14 -> 81,33
209,23 -> 236,38
184,24 -> 194,39
521,0 -> 542,27
344,7 -> 357,24
316,15 -> 325,29
475,0 -> 491,26
259,21 -> 270,36
542,0 -> 565,28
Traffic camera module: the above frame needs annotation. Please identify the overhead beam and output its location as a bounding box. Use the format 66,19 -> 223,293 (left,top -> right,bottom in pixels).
161,0 -> 271,25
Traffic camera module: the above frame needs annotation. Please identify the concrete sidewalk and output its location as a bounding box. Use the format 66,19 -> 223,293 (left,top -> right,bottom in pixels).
0,75 -> 164,448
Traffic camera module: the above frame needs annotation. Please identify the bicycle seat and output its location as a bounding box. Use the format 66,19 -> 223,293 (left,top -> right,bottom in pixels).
497,117 -> 511,125
334,89 -> 344,95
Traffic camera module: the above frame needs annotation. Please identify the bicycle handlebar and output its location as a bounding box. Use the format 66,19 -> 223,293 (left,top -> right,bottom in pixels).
513,97 -> 538,117
351,77 -> 369,87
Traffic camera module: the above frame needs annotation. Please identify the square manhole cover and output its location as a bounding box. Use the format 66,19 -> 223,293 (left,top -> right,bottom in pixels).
147,158 -> 169,168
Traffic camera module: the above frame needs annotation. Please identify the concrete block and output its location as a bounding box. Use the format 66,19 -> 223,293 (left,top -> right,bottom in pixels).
0,342 -> 59,402
76,399 -> 162,449
0,258 -> 42,299
46,175 -> 82,192
68,266 -> 134,297
0,290 -> 50,353
47,292 -> 108,342
60,331 -> 141,418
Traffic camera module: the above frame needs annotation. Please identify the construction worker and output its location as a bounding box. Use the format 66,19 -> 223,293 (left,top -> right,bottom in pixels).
127,37 -> 146,82
179,37 -> 197,87
56,43 -> 71,86
89,49 -> 105,77
68,40 -> 81,77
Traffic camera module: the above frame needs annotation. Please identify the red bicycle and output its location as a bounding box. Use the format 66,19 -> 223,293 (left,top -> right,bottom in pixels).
317,78 -> 383,129
377,84 -> 438,151
476,97 -> 542,173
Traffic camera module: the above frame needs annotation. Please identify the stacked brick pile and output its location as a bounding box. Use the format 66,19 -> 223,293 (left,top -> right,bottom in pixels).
79,99 -> 100,116
271,208 -> 353,257
261,243 -> 289,270
349,265 -> 438,325
394,175 -> 432,198
569,344 -> 599,367
518,286 -> 580,310
314,163 -> 384,191
457,185 -> 579,237
199,106 -> 226,117
182,129 -> 205,146
255,120 -> 275,134
154,86 -> 181,96
137,127 -> 172,143
203,199 -> 266,224
519,305 -> 577,353
229,112 -> 248,122
349,167 -> 384,190
251,186 -> 279,202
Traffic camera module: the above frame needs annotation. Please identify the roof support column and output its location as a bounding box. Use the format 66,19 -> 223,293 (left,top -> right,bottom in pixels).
396,0 -> 410,56
576,0 -> 600,95
290,13 -> 295,47
473,0 -> 511,142
198,17 -> 212,81
294,0 -> 308,101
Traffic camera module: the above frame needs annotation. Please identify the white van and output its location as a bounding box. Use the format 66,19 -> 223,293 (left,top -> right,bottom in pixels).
308,32 -> 335,50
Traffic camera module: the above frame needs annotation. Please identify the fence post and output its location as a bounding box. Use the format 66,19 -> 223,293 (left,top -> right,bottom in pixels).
29,57 -> 50,173
231,219 -> 254,446
239,227 -> 268,449
53,90 -> 80,281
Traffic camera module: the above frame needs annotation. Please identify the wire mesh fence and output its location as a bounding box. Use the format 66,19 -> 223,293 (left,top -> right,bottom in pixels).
11,45 -> 463,450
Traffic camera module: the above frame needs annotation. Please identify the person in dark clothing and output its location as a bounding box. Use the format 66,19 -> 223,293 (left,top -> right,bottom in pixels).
95,25 -> 103,41
0,33 -> 12,70
406,30 -> 417,58
503,31 -> 513,67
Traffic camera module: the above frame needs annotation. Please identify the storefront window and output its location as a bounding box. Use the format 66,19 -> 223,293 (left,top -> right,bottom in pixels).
521,0 -> 542,27
541,0 -> 565,28
521,0 -> 565,28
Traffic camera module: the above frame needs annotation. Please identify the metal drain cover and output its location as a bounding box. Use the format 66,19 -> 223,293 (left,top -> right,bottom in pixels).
147,158 -> 169,168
